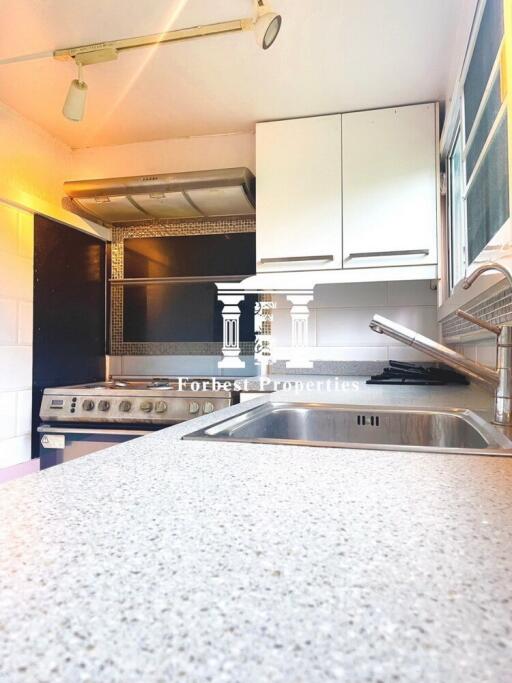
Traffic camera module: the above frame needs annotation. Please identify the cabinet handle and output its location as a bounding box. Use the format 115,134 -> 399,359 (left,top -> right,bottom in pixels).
38,426 -> 150,436
346,249 -> 430,259
259,254 -> 334,264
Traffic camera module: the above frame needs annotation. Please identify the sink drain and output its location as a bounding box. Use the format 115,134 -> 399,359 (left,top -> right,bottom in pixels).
356,414 -> 380,427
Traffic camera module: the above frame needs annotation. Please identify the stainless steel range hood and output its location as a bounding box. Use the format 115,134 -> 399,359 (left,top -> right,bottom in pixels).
63,167 -> 255,224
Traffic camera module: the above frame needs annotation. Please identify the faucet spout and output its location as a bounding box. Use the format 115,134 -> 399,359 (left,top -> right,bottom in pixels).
461,261 -> 512,426
463,261 -> 512,290
369,314 -> 499,388
369,262 -> 512,426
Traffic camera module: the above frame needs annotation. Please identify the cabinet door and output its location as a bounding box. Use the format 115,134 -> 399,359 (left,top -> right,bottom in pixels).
342,103 -> 438,269
256,115 -> 342,272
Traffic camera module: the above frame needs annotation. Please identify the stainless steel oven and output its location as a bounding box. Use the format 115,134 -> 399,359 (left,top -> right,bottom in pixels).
38,424 -> 152,469
38,378 -> 237,470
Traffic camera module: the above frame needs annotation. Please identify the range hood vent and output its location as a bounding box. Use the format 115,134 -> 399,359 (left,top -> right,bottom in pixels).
63,167 -> 255,224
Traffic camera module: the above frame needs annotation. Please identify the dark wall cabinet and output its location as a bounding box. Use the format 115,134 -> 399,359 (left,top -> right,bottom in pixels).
124,233 -> 255,278
122,233 -> 256,344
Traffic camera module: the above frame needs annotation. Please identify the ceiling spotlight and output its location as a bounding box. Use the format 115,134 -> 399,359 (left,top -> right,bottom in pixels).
62,60 -> 87,122
50,4 -> 282,120
253,0 -> 282,50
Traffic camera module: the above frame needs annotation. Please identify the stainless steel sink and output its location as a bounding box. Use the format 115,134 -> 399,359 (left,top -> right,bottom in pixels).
183,402 -> 512,455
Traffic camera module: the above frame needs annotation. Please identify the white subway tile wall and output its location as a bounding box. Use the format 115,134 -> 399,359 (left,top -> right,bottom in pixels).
475,343 -> 497,368
120,355 -> 221,377
109,355 -> 256,377
0,203 -> 33,468
272,281 -> 437,362
451,339 -> 497,369
112,281 -> 438,374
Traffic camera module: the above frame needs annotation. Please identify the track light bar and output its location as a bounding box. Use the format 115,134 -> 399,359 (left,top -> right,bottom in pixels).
54,1 -> 281,122
53,2 -> 282,63
53,20 -> 251,61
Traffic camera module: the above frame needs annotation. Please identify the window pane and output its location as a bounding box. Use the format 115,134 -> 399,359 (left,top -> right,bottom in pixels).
448,130 -> 465,288
465,73 -> 502,180
466,115 -> 509,264
464,0 -> 503,140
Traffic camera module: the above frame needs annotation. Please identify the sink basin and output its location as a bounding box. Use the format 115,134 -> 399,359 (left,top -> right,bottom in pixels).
183,402 -> 512,455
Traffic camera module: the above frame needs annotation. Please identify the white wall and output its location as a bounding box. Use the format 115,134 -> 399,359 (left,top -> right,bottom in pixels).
0,203 -> 33,467
71,132 -> 255,179
0,102 -> 71,210
450,338 -> 496,369
108,355 -> 256,378
0,102 -> 113,469
0,100 -> 110,241
271,280 -> 438,363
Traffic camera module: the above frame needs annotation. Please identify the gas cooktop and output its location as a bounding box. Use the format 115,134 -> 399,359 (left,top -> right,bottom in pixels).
39,378 -> 237,425
71,378 -> 238,391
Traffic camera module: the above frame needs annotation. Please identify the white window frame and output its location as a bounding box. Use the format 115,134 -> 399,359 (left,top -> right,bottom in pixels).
446,125 -> 467,293
443,0 -> 509,295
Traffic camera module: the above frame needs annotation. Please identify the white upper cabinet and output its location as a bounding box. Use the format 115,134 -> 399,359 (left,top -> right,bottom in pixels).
256,114 -> 342,272
342,103 -> 438,270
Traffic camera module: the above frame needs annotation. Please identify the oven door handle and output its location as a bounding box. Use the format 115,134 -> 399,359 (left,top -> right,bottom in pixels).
37,426 -> 150,436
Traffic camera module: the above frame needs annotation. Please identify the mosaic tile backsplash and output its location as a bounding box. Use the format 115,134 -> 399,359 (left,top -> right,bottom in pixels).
110,217 -> 255,356
442,283 -> 512,340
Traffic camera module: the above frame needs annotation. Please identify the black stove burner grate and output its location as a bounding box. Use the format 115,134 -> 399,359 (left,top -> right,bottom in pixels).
366,361 -> 469,386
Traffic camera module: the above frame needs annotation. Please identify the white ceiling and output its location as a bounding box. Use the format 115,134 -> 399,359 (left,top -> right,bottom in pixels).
0,0 -> 473,149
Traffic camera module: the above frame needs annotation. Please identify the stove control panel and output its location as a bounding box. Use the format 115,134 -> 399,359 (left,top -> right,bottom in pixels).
40,393 -> 232,424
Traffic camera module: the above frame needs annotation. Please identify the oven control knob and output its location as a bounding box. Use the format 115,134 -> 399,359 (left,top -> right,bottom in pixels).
98,400 -> 110,412
203,401 -> 215,414
155,401 -> 167,414
119,400 -> 132,413
82,400 -> 95,411
189,401 -> 200,415
140,400 -> 153,413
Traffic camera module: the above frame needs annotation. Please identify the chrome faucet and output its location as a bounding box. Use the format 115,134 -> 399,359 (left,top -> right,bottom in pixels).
369,262 -> 512,427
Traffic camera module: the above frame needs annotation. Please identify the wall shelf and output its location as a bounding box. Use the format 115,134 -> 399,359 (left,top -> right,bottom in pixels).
110,275 -> 252,286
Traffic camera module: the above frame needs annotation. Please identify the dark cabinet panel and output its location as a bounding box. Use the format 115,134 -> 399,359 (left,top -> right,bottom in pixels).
124,233 -> 256,278
123,285 -> 256,343
122,232 -> 256,344
33,216 -> 106,456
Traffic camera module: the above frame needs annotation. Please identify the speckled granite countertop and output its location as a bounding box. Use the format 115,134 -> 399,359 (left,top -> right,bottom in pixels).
1,379 -> 511,682
243,374 -> 493,414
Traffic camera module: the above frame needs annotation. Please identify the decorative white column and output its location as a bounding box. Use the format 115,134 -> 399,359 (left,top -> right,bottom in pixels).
254,298 -> 276,376
286,292 -> 314,369
218,293 -> 246,369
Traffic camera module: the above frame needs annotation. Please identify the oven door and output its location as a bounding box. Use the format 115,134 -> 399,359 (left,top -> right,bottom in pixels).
38,425 -> 151,470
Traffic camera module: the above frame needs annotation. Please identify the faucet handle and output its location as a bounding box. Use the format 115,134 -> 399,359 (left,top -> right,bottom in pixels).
455,309 -> 501,335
